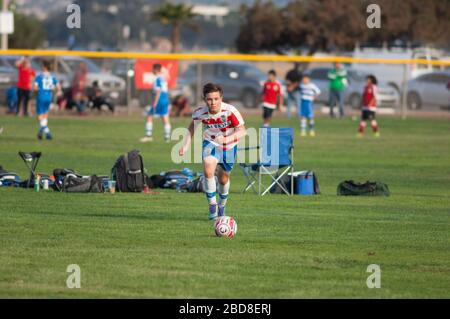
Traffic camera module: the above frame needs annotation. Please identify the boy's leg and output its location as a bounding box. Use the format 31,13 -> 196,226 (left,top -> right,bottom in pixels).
308,117 -> 315,136
262,107 -> 272,127
217,162 -> 232,217
358,120 -> 366,136
203,155 -> 219,220
300,117 -> 307,136
140,114 -> 154,142
329,91 -> 336,118
162,115 -> 171,142
371,113 -> 380,136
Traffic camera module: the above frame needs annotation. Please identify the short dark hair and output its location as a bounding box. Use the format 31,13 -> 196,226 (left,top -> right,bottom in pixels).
153,63 -> 162,72
203,83 -> 223,97
268,70 -> 276,76
42,60 -> 52,71
367,75 -> 378,85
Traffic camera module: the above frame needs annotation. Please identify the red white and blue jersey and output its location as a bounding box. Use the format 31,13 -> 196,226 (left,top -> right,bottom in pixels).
192,102 -> 245,150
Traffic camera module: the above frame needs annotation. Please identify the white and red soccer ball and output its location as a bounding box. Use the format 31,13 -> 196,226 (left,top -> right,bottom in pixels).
214,216 -> 237,238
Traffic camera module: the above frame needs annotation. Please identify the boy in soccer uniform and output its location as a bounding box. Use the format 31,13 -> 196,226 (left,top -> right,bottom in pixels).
179,83 -> 247,220
140,64 -> 171,143
33,60 -> 60,140
358,75 -> 380,138
261,70 -> 283,127
299,75 -> 321,137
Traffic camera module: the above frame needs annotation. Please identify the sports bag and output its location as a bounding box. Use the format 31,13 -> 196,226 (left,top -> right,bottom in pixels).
111,150 -> 146,192
337,180 -> 390,196
62,175 -> 103,193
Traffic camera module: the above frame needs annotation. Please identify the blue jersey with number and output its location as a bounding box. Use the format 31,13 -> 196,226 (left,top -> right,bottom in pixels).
34,72 -> 58,101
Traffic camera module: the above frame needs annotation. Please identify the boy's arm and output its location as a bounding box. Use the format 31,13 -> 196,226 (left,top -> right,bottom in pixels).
216,125 -> 247,146
179,120 -> 195,156
153,90 -> 161,107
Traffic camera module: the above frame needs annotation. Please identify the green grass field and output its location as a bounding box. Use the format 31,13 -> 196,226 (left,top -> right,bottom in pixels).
0,114 -> 449,298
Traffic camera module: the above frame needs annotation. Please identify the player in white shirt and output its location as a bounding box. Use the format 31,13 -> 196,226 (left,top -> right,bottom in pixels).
179,83 -> 247,220
299,76 -> 321,137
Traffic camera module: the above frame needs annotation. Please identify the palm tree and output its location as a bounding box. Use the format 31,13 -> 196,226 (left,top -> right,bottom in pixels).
153,3 -> 198,53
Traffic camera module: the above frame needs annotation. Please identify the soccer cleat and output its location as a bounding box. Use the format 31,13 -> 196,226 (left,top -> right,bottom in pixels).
374,132 -> 380,138
300,131 -> 307,137
140,136 -> 153,143
45,133 -> 53,140
37,132 -> 43,140
309,131 -> 316,137
0,126 -> 3,135
218,205 -> 226,217
357,133 -> 364,138
208,204 -> 218,220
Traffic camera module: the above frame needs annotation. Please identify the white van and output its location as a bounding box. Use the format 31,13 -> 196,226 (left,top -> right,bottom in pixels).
351,46 -> 446,93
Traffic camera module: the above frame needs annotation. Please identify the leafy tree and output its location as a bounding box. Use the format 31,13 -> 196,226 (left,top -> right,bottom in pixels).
153,2 -> 198,53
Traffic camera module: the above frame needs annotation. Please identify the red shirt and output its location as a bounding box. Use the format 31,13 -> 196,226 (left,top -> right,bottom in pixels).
362,84 -> 377,110
262,80 -> 281,109
17,65 -> 36,90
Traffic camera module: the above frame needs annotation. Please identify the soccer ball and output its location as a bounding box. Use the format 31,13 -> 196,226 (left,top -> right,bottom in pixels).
214,216 -> 237,238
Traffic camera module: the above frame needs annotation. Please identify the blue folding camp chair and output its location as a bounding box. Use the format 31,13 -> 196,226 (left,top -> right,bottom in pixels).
239,127 -> 294,196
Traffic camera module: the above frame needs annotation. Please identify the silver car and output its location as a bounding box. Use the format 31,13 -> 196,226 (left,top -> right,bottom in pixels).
304,67 -> 400,109
406,72 -> 450,110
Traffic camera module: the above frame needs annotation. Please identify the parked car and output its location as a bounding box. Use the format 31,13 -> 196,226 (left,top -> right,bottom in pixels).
406,72 -> 450,110
351,47 -> 446,93
178,61 -> 267,108
0,56 -> 18,105
304,67 -> 400,109
29,56 -> 126,105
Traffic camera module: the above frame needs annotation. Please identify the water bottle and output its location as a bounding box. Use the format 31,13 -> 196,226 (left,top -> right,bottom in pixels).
34,175 -> 40,192
43,179 -> 49,191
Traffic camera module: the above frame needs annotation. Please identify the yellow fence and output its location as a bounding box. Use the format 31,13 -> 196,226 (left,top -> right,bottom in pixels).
1,49 -> 450,66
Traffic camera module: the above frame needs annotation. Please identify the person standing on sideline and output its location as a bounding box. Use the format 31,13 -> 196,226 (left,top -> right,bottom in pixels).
328,62 -> 348,118
261,70 -> 284,127
284,63 -> 303,119
299,75 -> 321,137
15,56 -> 36,117
358,75 -> 380,138
140,64 -> 171,143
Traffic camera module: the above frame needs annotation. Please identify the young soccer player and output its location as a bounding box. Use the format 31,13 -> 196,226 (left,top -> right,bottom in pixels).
261,70 -> 283,127
358,75 -> 380,138
33,60 -> 60,140
140,64 -> 171,143
179,83 -> 247,220
299,75 -> 321,137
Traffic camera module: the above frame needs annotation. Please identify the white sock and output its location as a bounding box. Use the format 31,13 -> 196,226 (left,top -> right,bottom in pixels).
40,118 -> 48,127
218,180 -> 230,207
164,123 -> 171,140
300,117 -> 307,133
145,122 -> 153,137
204,177 -> 217,205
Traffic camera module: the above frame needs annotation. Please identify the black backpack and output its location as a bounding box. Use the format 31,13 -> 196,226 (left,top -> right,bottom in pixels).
337,180 -> 390,196
111,150 -> 146,192
187,176 -> 205,193
62,175 -> 103,193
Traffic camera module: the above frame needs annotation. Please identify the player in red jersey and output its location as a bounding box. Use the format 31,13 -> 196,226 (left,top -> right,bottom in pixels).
358,75 -> 380,138
179,83 -> 247,220
261,70 -> 284,127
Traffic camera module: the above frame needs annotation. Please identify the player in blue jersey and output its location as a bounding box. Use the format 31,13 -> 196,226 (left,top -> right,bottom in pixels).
299,75 -> 321,137
33,60 -> 60,140
140,64 -> 172,143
